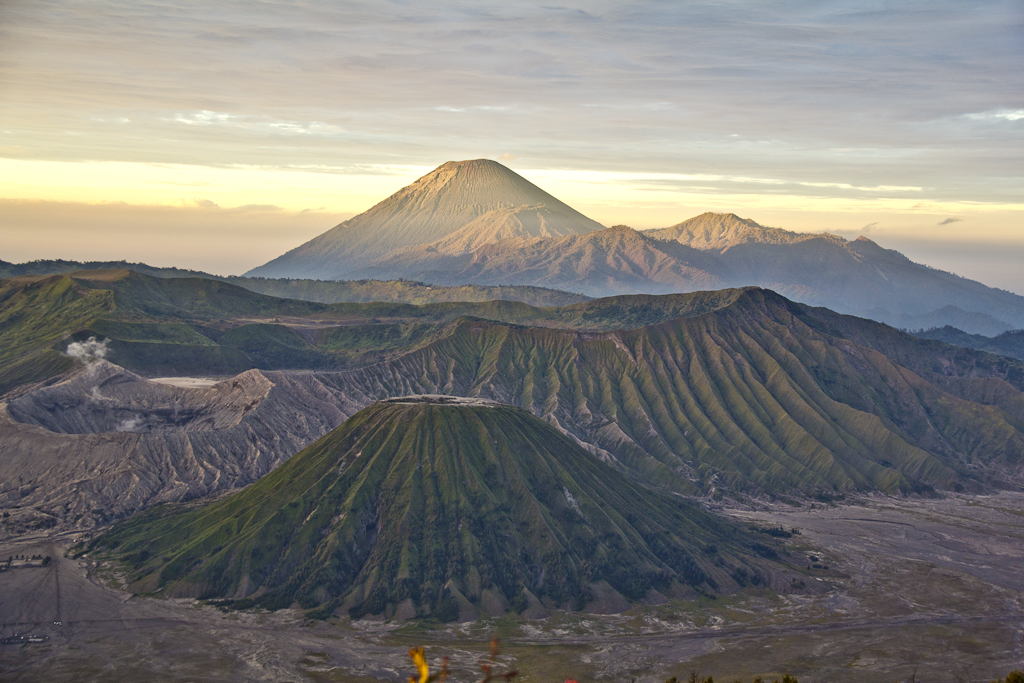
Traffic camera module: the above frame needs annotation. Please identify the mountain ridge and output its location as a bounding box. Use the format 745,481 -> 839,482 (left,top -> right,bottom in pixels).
237,156 -> 1023,334
0,258 -> 591,307
366,214 -> 1024,334
647,212 -> 835,250
4,271 -> 1024,536
367,224 -> 727,293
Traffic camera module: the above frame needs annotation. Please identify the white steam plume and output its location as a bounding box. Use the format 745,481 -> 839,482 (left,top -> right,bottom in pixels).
65,337 -> 109,363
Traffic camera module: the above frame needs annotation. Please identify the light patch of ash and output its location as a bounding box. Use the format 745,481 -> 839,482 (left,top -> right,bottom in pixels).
564,486 -> 583,515
381,394 -> 504,407
150,377 -> 220,388
115,414 -> 143,432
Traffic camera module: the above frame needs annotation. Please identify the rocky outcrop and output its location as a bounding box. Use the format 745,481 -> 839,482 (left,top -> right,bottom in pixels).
7,361 -> 273,434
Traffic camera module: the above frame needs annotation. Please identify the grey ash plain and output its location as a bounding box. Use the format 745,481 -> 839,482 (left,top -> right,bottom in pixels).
2,493 -> 1022,683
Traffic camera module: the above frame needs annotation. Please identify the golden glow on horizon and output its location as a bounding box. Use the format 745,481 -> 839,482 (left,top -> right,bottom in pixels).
0,158 -> 430,214
2,157 -> 1024,292
3,158 -> 1023,234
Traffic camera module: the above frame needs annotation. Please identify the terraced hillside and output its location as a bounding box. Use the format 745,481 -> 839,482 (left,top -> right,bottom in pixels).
318,289 -> 1024,496
90,398 -> 793,619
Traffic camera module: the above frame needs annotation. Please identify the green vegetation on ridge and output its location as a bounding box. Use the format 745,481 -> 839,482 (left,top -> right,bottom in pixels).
5,269 -> 1023,498
315,290 -> 1024,496
0,258 -> 591,306
0,269 -> 754,384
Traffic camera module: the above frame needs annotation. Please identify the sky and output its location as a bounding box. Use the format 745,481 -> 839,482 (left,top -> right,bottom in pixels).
1,1 -> 1022,289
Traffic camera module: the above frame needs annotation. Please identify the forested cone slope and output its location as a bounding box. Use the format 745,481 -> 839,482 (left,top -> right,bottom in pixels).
93,399 -> 791,619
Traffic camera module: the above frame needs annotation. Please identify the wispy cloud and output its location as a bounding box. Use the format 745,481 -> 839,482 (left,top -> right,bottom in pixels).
0,0 -> 1018,202
172,111 -> 237,126
938,217 -> 963,225
964,110 -> 1024,122
233,204 -> 283,213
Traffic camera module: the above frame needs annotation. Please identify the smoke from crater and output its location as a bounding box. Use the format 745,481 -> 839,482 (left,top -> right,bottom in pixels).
65,337 -> 109,363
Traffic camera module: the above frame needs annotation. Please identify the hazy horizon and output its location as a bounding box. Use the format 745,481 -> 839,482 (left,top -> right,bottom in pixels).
1,1 -> 1022,291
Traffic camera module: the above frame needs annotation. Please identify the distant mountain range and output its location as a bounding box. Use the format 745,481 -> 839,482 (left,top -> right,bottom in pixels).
0,259 -> 590,307
913,326 -> 1024,361
6,160 -> 1022,335
239,160 -> 1024,335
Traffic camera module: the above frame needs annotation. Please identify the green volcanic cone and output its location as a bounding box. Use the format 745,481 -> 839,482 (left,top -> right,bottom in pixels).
92,397 -> 775,620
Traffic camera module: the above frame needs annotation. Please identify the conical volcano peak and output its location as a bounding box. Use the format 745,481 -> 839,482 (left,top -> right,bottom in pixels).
94,398 -> 780,620
246,158 -> 604,279
423,158 -> 543,179
389,158 -> 575,213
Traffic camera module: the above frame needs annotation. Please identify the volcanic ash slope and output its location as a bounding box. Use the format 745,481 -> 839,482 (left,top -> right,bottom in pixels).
0,361 -> 359,528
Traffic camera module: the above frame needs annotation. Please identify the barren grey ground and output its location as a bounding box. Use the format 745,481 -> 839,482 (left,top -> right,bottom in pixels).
2,493 -> 1022,682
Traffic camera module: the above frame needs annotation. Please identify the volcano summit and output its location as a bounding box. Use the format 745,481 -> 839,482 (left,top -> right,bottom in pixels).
247,160 -> 604,280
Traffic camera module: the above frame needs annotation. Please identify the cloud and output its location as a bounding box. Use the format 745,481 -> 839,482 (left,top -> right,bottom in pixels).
0,0 -> 1019,200
498,153 -> 517,161
964,110 -> 1024,122
938,217 -> 963,225
861,222 -> 879,232
798,182 -> 921,193
192,198 -> 219,209
232,204 -> 283,213
172,110 -> 237,126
